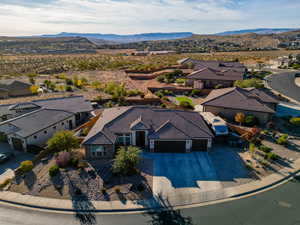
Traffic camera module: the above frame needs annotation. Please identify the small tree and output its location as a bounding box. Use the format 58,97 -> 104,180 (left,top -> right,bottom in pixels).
47,130 -> 79,152
30,85 -> 39,94
235,113 -> 245,125
112,146 -> 141,175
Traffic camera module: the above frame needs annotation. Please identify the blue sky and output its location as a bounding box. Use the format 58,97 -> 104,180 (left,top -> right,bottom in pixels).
0,0 -> 300,36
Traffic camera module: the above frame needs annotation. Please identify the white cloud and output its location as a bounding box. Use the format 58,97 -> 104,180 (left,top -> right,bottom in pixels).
0,0 -> 299,36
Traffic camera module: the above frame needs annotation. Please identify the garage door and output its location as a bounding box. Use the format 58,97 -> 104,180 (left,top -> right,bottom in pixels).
12,137 -> 24,151
192,139 -> 208,151
154,141 -> 186,153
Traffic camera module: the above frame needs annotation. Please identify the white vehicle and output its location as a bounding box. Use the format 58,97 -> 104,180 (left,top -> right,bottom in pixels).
200,112 -> 229,136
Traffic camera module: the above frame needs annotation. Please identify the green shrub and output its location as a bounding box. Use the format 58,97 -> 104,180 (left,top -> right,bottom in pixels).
156,75 -> 165,83
190,89 -> 201,96
126,89 -> 142,97
19,160 -> 34,173
276,134 -> 288,145
175,78 -> 186,84
258,145 -> 273,153
0,178 -> 12,189
66,85 -> 73,92
290,117 -> 300,126
245,115 -> 259,126
265,152 -> 280,161
49,165 -> 60,177
179,100 -> 194,109
234,78 -> 264,88
71,158 -> 79,167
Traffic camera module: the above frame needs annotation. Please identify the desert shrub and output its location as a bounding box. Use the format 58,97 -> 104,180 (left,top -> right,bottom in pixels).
104,100 -> 115,108
127,89 -> 142,97
81,128 -> 90,136
65,78 -> 73,85
290,117 -> 300,126
179,100 -> 194,109
66,85 -> 73,92
190,89 -> 201,96
19,160 -> 34,173
244,115 -> 259,126
49,165 -> 60,177
155,90 -> 165,98
77,161 -> 89,169
259,145 -> 273,153
249,143 -> 256,154
276,134 -> 289,145
234,78 -> 263,88
160,103 -> 167,108
55,151 -> 71,168
156,75 -> 165,83
115,187 -> 121,193
30,85 -> 39,94
161,96 -> 170,102
112,146 -> 141,175
265,152 -> 280,161
175,78 -> 186,84
47,130 -> 79,152
71,158 -> 79,167
0,178 -> 12,189
214,84 -> 224,89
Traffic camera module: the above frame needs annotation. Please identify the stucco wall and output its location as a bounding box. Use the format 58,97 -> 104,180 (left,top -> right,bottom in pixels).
203,105 -> 271,124
25,115 -> 76,147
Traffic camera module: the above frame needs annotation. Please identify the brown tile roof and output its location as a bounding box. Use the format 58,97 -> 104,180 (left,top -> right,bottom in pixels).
83,106 -> 214,145
187,67 -> 244,81
201,87 -> 276,113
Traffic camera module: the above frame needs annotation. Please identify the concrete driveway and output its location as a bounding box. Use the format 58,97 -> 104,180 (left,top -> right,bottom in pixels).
142,145 -> 250,195
0,142 -> 34,180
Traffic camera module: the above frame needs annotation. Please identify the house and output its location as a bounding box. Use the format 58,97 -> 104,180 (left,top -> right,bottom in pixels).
82,106 -> 214,159
186,67 -> 244,89
0,96 -> 93,151
200,87 -> 279,124
178,58 -> 246,89
0,80 -> 32,98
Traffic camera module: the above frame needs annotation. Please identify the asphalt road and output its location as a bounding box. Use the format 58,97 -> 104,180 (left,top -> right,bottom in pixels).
266,71 -> 300,102
1,177 -> 300,225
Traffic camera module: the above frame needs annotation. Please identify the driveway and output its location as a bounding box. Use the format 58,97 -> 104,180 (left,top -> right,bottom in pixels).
142,146 -> 250,195
0,142 -> 34,181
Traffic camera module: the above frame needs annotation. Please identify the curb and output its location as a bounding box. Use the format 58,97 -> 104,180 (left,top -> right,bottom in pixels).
0,168 -> 299,214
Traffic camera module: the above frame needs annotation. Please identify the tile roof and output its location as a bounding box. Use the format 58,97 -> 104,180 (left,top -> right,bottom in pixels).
201,87 -> 276,113
83,106 -> 213,145
2,109 -> 74,137
187,67 -> 244,81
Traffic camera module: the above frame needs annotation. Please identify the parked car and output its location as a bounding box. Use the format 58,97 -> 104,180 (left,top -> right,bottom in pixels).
0,152 -> 14,163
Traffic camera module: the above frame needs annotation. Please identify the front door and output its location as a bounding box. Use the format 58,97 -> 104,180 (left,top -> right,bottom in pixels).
136,131 -> 146,148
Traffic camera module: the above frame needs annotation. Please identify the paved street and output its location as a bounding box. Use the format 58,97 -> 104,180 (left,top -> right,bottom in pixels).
266,72 -> 300,102
0,177 -> 300,225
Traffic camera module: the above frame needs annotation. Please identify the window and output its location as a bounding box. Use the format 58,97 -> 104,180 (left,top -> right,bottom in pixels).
91,146 -> 106,157
62,122 -> 64,125
34,135 -> 37,139
44,130 -> 47,134
116,134 -> 131,146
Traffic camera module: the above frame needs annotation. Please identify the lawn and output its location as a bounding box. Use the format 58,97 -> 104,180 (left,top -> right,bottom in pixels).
175,96 -> 194,106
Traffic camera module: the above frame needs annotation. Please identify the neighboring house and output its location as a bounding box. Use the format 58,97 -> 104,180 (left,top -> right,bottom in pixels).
0,96 -> 93,151
82,106 -> 214,159
0,80 -> 32,98
186,67 -> 244,89
178,58 -> 246,89
200,87 -> 278,124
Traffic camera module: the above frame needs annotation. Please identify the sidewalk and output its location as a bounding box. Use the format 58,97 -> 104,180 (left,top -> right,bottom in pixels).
1,158 -> 300,212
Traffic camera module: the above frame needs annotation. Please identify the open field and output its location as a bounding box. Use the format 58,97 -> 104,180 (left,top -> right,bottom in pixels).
1,50 -> 300,77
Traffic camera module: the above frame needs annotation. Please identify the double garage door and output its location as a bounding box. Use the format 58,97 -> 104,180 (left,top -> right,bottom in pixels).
154,139 -> 208,153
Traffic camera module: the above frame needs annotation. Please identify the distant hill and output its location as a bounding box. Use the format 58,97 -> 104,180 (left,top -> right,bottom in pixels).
103,30 -> 300,52
215,28 -> 298,36
0,37 -> 98,54
41,32 -> 194,44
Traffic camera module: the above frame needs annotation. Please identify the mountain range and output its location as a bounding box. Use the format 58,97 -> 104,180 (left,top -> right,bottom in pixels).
215,28 -> 298,36
42,32 -> 194,43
